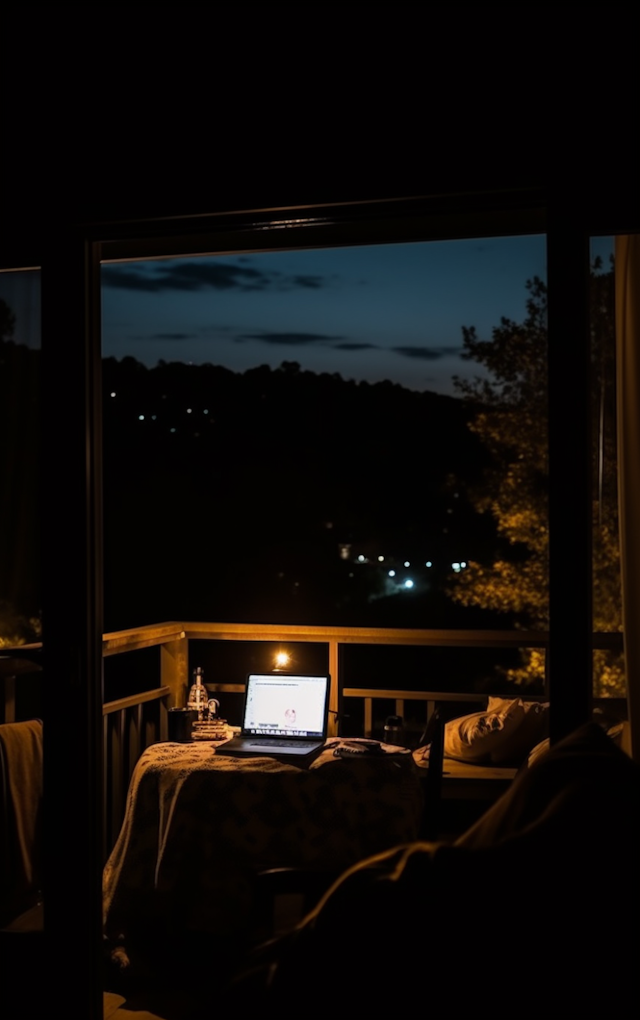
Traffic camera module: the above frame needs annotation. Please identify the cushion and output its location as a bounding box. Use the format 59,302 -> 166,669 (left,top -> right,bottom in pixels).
444,697 -> 549,766
443,698 -> 524,763
486,696 -> 549,765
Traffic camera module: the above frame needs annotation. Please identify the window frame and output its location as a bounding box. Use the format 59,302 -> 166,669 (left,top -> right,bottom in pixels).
5,189 -> 609,1014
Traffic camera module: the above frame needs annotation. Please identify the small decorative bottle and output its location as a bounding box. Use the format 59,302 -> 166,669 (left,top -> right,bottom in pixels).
187,665 -> 209,721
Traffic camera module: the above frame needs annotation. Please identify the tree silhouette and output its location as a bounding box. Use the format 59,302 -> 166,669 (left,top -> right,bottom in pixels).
450,270 -> 623,695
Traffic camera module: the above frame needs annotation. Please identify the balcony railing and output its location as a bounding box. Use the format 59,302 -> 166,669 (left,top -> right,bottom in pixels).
102,619 -> 560,722
1,622 -> 625,856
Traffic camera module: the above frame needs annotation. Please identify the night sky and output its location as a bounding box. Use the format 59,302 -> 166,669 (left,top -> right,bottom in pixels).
1,236 -> 615,397
101,235 -> 550,397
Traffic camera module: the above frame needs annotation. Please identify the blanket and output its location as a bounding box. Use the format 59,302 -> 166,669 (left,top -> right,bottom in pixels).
0,718 -> 43,924
103,740 -> 423,939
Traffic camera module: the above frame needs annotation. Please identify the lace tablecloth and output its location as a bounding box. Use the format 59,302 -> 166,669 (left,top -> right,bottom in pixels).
103,739 -> 423,938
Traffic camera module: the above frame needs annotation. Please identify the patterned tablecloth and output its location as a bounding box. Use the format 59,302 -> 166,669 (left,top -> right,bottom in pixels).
103,739 -> 423,938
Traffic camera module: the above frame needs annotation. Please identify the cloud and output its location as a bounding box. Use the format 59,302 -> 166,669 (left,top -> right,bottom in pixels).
332,342 -> 378,351
146,332 -> 194,341
102,267 -> 164,292
235,331 -> 345,346
393,345 -> 461,361
102,260 -> 336,294
291,274 -> 325,289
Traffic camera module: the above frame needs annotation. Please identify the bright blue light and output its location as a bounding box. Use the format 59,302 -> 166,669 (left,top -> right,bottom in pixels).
404,579 -> 414,589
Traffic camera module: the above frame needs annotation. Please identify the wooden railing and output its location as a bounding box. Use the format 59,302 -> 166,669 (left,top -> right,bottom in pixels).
2,624 -> 625,854
102,685 -> 170,855
99,621 -> 558,849
102,620 -> 559,730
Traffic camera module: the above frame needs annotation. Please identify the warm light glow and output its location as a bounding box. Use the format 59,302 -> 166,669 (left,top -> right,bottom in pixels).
274,651 -> 291,670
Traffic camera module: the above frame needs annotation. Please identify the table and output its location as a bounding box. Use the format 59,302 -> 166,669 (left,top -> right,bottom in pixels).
103,739 -> 423,942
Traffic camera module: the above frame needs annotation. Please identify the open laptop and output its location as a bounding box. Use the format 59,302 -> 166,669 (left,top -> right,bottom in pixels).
217,672 -> 330,766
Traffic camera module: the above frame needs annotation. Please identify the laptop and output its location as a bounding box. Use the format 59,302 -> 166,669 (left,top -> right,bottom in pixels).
217,672 -> 330,766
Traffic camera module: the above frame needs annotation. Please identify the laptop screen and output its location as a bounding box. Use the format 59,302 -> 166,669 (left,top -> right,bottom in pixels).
242,673 -> 329,738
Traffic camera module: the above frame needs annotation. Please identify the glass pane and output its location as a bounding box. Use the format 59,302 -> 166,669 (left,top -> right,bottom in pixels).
0,269 -> 41,665
589,237 -> 624,701
0,268 -> 42,950
101,235 -> 547,694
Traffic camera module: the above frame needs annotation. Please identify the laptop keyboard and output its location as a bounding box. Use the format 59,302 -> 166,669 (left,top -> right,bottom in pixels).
250,739 -> 316,749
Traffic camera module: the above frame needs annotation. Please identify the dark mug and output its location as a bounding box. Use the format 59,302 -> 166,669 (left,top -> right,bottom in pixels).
383,714 -> 405,747
168,707 -> 198,742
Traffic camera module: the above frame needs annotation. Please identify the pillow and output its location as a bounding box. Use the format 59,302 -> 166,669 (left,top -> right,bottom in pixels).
444,697 -> 549,766
486,697 -> 549,765
444,698 -> 525,763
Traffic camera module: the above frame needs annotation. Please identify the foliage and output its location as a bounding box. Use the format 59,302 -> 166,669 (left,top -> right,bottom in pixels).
0,601 -> 42,648
450,269 -> 624,696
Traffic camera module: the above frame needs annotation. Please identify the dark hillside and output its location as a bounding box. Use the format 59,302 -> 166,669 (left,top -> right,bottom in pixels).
102,357 -> 504,631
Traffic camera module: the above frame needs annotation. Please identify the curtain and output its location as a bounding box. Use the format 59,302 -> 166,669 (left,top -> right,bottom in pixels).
616,234 -> 640,761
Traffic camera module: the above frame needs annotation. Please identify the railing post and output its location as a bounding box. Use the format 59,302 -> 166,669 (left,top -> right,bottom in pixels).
161,634 -> 188,707
364,698 -> 373,737
328,639 -> 339,737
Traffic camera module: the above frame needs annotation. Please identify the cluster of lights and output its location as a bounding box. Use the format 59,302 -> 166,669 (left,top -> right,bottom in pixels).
351,551 -> 468,592
111,394 -> 211,429
355,553 -> 465,572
